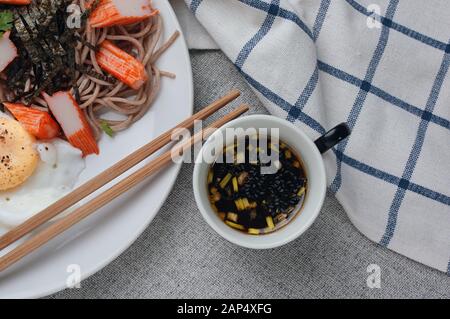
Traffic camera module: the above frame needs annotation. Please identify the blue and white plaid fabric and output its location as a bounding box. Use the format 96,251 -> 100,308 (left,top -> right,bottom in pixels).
183,0 -> 450,273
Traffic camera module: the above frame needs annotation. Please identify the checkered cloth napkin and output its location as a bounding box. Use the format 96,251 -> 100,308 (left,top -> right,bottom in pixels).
183,0 -> 450,273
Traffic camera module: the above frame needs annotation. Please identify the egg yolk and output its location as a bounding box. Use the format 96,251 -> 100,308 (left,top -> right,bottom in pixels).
0,117 -> 39,191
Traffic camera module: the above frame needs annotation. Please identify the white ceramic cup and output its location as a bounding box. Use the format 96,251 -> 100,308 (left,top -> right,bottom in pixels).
193,115 -> 349,249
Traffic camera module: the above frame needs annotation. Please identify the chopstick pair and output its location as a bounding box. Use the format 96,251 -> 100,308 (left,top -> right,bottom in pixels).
0,89 -> 249,272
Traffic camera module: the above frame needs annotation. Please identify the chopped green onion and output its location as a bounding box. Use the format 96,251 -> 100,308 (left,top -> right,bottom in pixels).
0,11 -> 13,37
242,198 -> 250,210
227,212 -> 239,222
266,216 -> 275,229
220,173 -> 232,188
100,121 -> 114,137
208,171 -> 214,184
225,221 -> 245,231
225,144 -> 235,153
236,152 -> 245,163
269,143 -> 279,152
232,177 -> 238,192
297,187 -> 306,197
235,199 -> 245,211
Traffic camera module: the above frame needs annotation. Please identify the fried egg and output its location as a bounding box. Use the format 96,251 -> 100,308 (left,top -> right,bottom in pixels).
0,116 -> 85,232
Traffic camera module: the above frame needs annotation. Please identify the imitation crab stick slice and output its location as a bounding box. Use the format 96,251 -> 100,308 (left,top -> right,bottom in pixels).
0,0 -> 31,4
43,91 -> 99,157
89,0 -> 158,28
3,103 -> 61,140
0,31 -> 18,73
96,40 -> 148,90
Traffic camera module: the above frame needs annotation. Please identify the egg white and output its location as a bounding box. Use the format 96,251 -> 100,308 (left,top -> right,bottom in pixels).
0,138 -> 85,233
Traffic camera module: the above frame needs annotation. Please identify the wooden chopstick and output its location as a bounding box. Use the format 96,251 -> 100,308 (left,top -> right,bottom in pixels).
0,89 -> 240,251
0,104 -> 249,272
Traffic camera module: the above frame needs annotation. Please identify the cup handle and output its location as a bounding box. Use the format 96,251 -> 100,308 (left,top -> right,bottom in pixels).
314,123 -> 351,154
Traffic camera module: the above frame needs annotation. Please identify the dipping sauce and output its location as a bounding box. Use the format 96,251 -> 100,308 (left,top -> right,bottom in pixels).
207,136 -> 307,235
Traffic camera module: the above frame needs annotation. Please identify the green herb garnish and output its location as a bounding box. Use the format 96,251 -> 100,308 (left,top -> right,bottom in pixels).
0,11 -> 13,37
100,121 -> 114,137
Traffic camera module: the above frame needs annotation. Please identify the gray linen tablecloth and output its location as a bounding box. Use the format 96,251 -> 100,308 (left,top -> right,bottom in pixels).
51,51 -> 450,299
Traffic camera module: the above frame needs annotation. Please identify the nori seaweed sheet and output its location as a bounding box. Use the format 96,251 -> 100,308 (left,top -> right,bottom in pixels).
2,0 -> 111,104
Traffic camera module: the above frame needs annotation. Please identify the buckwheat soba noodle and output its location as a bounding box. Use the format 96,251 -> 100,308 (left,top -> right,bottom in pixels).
0,0 -> 179,139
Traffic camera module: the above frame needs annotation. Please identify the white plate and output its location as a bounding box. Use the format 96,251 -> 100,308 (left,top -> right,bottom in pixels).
0,0 -> 193,299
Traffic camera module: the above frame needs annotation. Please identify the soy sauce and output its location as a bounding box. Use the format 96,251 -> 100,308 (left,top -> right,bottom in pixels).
207,136 -> 307,235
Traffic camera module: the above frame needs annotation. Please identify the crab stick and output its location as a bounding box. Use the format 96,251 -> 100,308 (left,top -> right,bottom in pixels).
0,0 -> 31,4
89,0 -> 158,28
3,103 -> 61,140
43,91 -> 99,156
96,40 -> 148,90
0,31 -> 18,73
